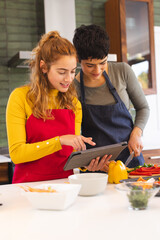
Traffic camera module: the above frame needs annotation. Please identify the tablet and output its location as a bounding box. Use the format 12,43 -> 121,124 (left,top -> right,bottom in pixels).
64,141 -> 128,171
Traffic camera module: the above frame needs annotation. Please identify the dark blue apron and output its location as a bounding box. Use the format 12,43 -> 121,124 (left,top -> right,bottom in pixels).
80,70 -> 144,168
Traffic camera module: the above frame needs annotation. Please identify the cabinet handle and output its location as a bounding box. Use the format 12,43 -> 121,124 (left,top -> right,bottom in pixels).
149,156 -> 160,159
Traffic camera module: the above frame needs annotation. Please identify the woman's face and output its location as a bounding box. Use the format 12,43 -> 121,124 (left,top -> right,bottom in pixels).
80,57 -> 108,80
41,55 -> 77,92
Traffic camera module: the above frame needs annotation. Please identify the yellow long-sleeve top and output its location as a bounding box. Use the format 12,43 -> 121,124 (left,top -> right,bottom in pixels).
6,85 -> 82,164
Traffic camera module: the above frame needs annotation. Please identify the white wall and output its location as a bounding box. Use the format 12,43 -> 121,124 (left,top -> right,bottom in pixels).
142,27 -> 160,150
44,0 -> 76,42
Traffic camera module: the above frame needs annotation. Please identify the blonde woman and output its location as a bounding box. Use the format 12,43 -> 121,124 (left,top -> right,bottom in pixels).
6,31 -> 111,183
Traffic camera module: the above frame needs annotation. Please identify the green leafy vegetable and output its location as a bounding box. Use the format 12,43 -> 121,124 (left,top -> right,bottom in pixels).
127,190 -> 151,210
127,163 -> 154,173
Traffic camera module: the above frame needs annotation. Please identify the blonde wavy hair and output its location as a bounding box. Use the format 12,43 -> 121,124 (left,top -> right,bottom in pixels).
27,31 -> 77,120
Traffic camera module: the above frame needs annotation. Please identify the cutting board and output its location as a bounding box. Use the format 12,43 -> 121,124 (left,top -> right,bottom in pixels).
129,174 -> 160,179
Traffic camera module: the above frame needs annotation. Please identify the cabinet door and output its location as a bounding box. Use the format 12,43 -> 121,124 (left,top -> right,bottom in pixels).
105,0 -> 156,95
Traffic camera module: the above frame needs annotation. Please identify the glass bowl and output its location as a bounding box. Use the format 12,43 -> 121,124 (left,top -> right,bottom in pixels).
115,181 -> 160,210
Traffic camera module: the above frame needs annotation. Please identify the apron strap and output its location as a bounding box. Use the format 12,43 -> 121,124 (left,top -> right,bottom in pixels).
80,69 -> 85,103
103,71 -> 122,103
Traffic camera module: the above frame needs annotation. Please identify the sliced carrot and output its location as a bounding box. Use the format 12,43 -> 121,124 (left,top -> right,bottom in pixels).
18,185 -> 56,193
137,176 -> 146,182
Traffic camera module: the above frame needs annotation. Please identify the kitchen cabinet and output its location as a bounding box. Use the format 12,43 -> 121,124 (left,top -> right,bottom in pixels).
142,149 -> 160,165
0,155 -> 13,184
105,0 -> 156,95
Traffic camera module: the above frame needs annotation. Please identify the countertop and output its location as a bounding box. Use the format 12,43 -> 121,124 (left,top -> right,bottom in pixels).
0,178 -> 160,240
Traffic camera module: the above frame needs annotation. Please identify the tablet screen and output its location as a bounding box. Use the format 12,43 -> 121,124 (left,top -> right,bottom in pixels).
64,142 -> 127,171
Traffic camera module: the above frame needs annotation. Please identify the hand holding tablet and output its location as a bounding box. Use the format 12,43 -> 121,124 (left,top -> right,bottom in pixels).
64,142 -> 128,171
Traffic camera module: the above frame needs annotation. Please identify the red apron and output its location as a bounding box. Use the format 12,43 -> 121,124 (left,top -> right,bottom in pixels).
12,109 -> 75,183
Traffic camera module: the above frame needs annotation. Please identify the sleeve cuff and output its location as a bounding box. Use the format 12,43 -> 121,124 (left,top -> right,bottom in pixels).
79,167 -> 87,172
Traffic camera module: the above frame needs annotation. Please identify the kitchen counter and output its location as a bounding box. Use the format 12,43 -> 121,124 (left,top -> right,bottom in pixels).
0,178 -> 160,240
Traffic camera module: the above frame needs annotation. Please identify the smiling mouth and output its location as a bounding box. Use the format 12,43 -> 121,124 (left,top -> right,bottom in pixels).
92,73 -> 100,77
60,83 -> 70,88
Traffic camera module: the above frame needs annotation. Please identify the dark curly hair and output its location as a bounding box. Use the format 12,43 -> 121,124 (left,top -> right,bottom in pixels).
73,24 -> 110,61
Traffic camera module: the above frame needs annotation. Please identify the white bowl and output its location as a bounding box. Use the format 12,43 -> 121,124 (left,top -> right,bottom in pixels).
68,173 -> 108,196
21,183 -> 81,210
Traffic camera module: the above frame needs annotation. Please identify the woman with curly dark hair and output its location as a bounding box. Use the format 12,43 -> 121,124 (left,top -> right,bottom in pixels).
73,24 -> 150,168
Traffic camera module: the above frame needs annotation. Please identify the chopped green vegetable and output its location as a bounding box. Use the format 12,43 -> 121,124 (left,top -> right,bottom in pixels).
127,190 -> 151,210
127,163 -> 154,173
147,164 -> 154,167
